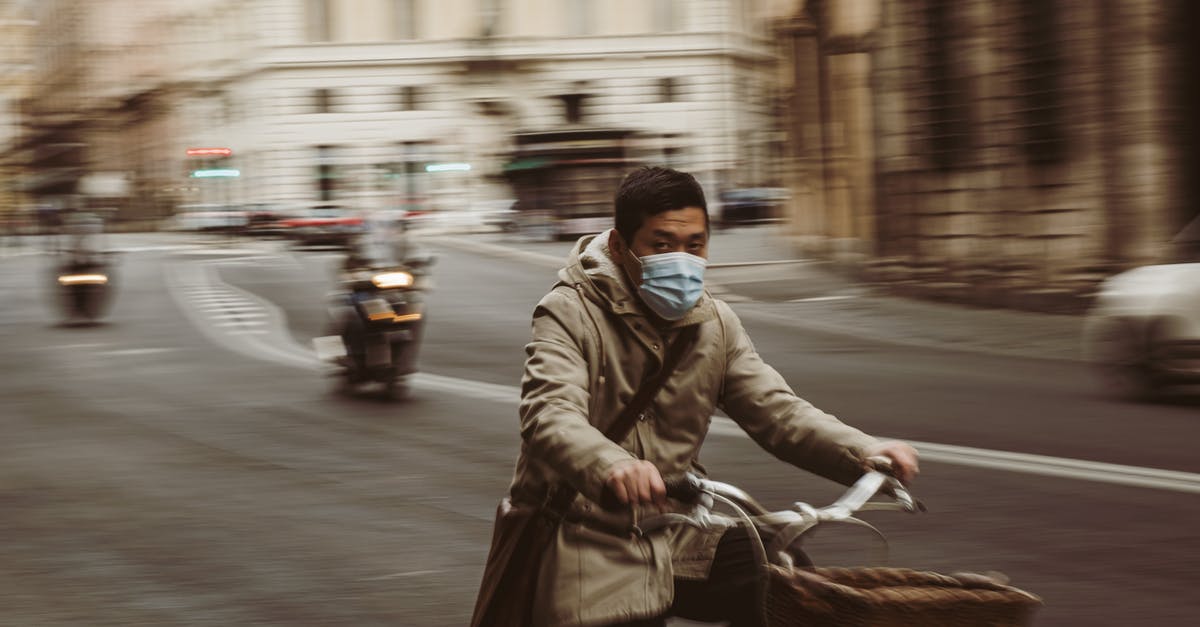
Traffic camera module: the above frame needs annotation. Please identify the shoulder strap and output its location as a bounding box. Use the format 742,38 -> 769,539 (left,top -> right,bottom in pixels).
546,324 -> 700,513
602,324 -> 699,443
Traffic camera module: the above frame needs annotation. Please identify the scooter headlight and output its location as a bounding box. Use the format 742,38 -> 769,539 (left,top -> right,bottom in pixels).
371,271 -> 414,289
58,274 -> 109,285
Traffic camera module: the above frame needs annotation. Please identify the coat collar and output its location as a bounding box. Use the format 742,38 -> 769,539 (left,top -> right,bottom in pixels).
558,229 -> 716,328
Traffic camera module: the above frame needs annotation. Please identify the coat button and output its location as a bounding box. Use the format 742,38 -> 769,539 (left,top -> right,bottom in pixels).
652,343 -> 660,350
637,412 -> 647,422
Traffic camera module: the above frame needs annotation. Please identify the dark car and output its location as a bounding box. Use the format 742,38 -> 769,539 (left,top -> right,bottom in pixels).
242,203 -> 298,238
715,188 -> 788,228
276,206 -> 366,248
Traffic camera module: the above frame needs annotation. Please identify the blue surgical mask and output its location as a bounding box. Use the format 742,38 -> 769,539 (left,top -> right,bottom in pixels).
637,252 -> 707,320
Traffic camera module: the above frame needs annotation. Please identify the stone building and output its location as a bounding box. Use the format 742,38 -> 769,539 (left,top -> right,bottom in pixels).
7,0 -> 91,219
219,0 -> 783,212
10,0 -> 786,221
773,0 -> 1198,312
0,0 -> 35,226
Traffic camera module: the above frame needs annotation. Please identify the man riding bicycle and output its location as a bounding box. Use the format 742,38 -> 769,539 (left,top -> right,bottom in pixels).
474,166 -> 919,627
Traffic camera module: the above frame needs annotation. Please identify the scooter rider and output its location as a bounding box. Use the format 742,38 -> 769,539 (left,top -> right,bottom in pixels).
475,166 -> 919,627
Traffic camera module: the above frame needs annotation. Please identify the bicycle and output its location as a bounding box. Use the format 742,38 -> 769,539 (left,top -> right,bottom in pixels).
628,459 -> 1042,627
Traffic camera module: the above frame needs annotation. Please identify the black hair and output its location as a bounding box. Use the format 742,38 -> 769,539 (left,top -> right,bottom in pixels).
613,166 -> 708,243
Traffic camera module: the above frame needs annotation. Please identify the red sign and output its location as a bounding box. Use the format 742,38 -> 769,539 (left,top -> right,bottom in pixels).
186,147 -> 233,157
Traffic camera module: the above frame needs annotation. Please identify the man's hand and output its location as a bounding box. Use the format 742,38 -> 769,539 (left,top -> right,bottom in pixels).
864,440 -> 920,485
605,459 -> 667,507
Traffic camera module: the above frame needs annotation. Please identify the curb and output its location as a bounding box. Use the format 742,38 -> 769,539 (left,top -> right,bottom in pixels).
416,233 -> 1085,363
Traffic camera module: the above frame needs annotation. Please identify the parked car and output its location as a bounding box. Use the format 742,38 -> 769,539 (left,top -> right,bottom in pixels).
405,199 -> 518,233
242,203 -> 298,238
714,188 -> 788,228
476,199 -> 519,232
1082,219 -> 1200,399
275,206 -> 365,248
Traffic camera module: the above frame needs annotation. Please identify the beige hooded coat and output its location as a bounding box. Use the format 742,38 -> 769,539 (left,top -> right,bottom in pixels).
511,230 -> 878,626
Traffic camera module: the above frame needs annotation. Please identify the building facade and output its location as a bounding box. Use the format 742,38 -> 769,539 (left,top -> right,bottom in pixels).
232,0 -> 783,213
0,0 -> 36,226
10,0 -> 786,222
774,0 -> 1198,312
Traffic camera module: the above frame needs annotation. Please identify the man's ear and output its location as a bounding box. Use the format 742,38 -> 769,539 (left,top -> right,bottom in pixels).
609,229 -> 626,256
609,229 -> 642,288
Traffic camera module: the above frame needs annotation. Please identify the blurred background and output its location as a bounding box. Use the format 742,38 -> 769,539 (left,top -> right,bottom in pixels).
1,1 -> 1198,626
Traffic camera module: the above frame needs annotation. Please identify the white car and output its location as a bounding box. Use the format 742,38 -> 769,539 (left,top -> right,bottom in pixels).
163,204 -> 248,232
1083,225 -> 1200,398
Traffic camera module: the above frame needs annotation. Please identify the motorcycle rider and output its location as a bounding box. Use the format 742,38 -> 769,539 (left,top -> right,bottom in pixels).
477,166 -> 919,626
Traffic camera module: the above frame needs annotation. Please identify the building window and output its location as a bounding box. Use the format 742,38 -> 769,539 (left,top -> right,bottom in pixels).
480,0 -> 502,37
567,0 -> 593,36
1017,0 -> 1066,165
392,141 -> 432,210
559,94 -> 585,124
305,0 -> 333,42
316,145 -> 340,202
392,0 -> 418,40
652,0 -> 678,33
313,88 -> 333,113
398,86 -> 424,111
657,78 -> 678,103
922,0 -> 971,171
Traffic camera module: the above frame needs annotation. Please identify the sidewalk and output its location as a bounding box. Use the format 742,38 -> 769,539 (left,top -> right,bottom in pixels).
418,227 -> 1087,363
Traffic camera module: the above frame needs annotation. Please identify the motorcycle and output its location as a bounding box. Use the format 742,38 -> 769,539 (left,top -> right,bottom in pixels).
314,225 -> 432,399
52,211 -> 116,324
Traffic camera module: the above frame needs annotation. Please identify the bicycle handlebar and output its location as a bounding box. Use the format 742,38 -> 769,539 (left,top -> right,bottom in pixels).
632,460 -> 923,563
589,457 -> 923,571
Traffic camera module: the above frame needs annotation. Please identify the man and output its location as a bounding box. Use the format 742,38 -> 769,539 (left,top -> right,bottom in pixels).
499,166 -> 918,626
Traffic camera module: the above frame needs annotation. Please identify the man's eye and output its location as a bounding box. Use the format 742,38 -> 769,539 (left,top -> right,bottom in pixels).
654,242 -> 670,250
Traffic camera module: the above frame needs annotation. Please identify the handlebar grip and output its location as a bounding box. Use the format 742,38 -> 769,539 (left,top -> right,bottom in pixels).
663,474 -> 705,504
598,488 -> 625,512
597,473 -> 706,511
865,455 -> 894,474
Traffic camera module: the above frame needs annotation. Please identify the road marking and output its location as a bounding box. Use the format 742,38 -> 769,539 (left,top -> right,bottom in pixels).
98,348 -> 174,357
360,570 -> 444,581
788,295 -> 858,303
193,296 -> 254,305
211,311 -> 269,319
169,255 -> 1200,495
706,418 -> 1200,494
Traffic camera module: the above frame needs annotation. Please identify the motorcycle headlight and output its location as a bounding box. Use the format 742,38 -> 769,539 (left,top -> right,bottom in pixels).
372,271 -> 414,289
58,274 -> 108,285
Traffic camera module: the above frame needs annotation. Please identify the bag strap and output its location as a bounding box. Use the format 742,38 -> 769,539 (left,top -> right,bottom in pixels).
546,324 -> 700,513
603,324 -> 699,443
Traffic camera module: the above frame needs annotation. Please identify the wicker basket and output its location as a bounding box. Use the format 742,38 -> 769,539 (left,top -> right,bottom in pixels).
765,565 -> 1042,627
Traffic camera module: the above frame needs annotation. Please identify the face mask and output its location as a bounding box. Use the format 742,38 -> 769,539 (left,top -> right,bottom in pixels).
636,252 -> 707,320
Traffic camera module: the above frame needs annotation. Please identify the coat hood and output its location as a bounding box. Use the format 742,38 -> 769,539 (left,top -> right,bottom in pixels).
556,229 -> 716,328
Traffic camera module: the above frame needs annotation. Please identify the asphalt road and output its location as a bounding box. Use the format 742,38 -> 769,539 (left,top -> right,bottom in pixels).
1,233 -> 1197,626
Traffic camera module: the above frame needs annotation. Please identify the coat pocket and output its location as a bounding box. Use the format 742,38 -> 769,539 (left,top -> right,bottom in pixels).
540,521 -> 672,626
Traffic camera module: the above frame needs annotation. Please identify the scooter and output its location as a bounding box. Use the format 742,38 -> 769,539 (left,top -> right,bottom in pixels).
314,252 -> 433,399
52,212 -> 116,324
55,255 -> 115,323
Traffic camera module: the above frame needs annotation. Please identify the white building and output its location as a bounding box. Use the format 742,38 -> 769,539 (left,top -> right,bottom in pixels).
20,0 -> 784,218
183,0 -> 783,212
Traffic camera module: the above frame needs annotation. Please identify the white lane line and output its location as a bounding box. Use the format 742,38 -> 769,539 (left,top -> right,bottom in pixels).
360,570 -> 444,581
169,255 -> 1200,495
193,296 -> 253,305
211,311 -> 269,319
705,418 -> 1200,494
411,372 -> 520,405
98,348 -> 174,357
787,295 -> 858,303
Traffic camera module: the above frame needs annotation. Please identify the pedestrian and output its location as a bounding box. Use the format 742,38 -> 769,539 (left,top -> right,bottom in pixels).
472,166 -> 919,627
